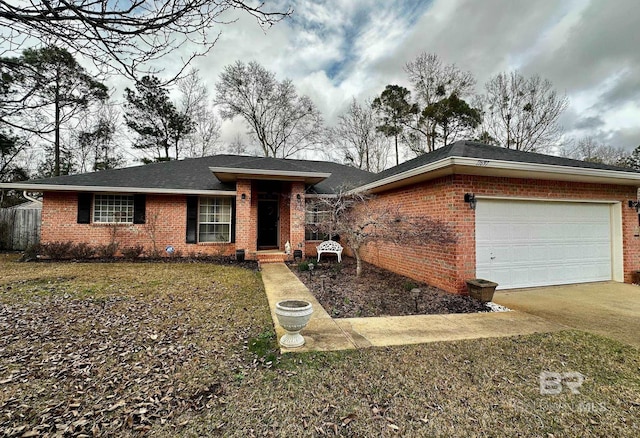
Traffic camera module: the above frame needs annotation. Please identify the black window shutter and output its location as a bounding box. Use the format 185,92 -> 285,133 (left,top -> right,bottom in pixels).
186,196 -> 198,244
230,198 -> 236,243
133,194 -> 146,224
77,193 -> 92,224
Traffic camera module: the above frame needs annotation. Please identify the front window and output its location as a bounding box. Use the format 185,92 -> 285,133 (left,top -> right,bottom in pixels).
199,197 -> 232,242
93,194 -> 134,223
305,208 -> 332,241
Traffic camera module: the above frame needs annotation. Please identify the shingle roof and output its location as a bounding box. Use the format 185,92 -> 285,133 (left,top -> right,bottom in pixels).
372,140 -> 640,183
19,154 -> 374,194
8,142 -> 640,195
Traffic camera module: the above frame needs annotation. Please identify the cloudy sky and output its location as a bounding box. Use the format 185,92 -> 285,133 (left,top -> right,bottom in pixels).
166,0 -> 639,155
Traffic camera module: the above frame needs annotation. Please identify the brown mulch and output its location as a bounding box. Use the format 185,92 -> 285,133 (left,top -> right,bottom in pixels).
290,257 -> 489,318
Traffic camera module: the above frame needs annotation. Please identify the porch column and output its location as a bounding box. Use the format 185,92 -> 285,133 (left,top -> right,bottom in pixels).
236,179 -> 257,259
289,182 -> 306,258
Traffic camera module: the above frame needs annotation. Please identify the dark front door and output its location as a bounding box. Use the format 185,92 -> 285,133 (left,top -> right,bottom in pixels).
258,199 -> 279,249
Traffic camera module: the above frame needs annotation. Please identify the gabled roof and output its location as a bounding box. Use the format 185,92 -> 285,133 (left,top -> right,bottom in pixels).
2,142 -> 639,196
356,141 -> 640,193
1,154 -> 374,195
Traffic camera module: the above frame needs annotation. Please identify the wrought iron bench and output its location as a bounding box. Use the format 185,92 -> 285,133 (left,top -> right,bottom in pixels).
316,240 -> 343,263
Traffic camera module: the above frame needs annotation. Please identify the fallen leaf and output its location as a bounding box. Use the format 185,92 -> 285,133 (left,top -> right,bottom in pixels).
341,413 -> 357,426
107,400 -> 126,412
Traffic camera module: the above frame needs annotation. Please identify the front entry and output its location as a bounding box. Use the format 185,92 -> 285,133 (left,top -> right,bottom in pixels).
257,198 -> 279,249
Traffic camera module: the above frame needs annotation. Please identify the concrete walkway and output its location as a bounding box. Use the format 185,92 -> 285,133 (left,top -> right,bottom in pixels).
260,263 -> 564,353
493,282 -> 640,348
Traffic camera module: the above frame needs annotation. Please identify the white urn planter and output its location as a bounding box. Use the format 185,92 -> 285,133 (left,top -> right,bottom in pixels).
275,300 -> 313,348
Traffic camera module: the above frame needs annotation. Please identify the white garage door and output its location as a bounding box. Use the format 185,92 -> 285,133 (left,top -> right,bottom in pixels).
476,199 -> 612,289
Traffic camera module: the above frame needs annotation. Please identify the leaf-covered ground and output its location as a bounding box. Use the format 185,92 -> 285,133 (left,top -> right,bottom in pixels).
291,257 -> 489,317
1,254 -> 639,437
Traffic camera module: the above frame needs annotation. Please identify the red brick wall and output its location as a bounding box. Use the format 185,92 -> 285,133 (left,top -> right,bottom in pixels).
290,182 -> 306,257
42,192 -> 235,257
359,175 -> 640,294
40,179 -> 309,261
279,183 -> 291,250
235,180 -> 256,258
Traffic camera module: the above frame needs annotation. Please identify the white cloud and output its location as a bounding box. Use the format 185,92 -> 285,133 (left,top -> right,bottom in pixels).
10,0 -> 640,160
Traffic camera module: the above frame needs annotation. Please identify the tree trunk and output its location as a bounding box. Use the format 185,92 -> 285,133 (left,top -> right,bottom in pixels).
394,134 -> 399,166
365,139 -> 370,172
354,251 -> 363,277
54,101 -> 61,176
164,142 -> 170,160
54,75 -> 61,177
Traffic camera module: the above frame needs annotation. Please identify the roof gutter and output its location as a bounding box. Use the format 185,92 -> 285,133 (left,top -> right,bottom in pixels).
209,166 -> 331,184
350,156 -> 640,193
350,157 -> 454,194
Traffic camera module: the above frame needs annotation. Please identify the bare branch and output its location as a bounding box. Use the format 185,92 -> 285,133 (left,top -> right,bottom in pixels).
0,1 -> 292,81
307,188 -> 456,277
479,71 -> 568,152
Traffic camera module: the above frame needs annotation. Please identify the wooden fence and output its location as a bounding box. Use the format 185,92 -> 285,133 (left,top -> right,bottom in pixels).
0,208 -> 41,250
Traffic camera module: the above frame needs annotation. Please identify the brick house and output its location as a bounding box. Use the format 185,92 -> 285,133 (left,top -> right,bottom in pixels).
3,141 -> 640,294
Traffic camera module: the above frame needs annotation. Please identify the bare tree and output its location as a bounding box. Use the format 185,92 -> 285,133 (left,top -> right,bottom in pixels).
177,70 -> 221,157
73,102 -> 125,172
330,98 -> 390,172
215,60 -> 324,158
227,133 -> 250,155
562,136 -> 629,166
480,71 -> 568,152
405,52 -> 476,152
307,190 -> 456,278
0,1 -> 291,81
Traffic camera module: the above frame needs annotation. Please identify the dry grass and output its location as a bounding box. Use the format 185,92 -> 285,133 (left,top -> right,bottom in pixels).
1,254 -> 639,437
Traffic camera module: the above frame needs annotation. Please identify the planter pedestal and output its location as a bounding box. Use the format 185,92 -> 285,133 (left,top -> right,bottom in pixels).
275,300 -> 313,348
466,279 -> 498,303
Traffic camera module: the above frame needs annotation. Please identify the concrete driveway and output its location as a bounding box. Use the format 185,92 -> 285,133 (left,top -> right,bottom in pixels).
493,282 -> 640,348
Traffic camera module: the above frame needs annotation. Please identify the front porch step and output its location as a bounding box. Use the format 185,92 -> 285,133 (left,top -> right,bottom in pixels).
256,251 -> 289,264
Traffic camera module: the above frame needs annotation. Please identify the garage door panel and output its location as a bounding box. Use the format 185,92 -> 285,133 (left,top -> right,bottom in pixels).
476,200 -> 612,289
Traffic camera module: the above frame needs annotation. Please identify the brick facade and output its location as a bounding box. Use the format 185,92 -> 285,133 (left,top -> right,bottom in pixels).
359,174 -> 640,294
41,180 -> 308,260
289,182 -> 306,258
40,172 -> 640,294
235,179 -> 256,257
42,192 -> 235,256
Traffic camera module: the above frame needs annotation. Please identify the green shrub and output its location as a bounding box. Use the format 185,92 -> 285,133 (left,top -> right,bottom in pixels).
403,281 -> 417,291
121,245 -> 144,260
298,260 -> 310,271
40,241 -> 74,260
70,242 -> 96,259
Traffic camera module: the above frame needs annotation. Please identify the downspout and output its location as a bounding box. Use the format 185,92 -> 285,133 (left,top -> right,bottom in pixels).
23,191 -> 43,205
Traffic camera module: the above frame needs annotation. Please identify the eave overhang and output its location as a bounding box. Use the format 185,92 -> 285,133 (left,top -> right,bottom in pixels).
0,183 -> 236,196
353,156 -> 640,194
209,166 -> 331,185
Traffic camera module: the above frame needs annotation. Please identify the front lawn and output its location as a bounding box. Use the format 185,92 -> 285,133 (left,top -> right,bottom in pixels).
1,254 -> 639,437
